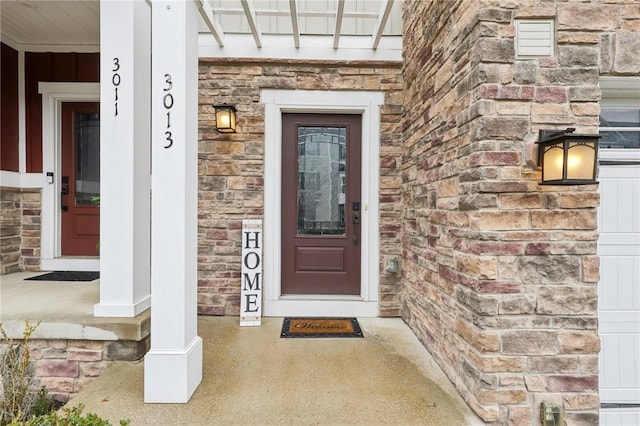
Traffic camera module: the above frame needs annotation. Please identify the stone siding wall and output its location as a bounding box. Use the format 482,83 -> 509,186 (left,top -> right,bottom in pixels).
0,189 -> 21,273
197,60 -> 403,316
28,337 -> 149,402
0,188 -> 41,274
400,1 -> 636,424
20,191 -> 41,271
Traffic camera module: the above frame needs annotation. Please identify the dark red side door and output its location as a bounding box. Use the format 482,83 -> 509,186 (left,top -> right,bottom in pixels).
281,113 -> 361,295
61,102 -> 100,256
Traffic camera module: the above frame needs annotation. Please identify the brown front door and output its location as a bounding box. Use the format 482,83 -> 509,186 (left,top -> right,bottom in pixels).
61,102 -> 100,256
281,113 -> 361,295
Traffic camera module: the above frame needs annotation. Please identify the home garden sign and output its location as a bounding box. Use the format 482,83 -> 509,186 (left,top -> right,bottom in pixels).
240,219 -> 262,326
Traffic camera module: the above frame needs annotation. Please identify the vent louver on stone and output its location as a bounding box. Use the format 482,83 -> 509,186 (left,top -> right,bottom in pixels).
515,19 -> 554,57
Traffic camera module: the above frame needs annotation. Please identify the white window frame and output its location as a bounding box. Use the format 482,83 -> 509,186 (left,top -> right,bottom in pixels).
599,77 -> 640,163
260,89 -> 383,317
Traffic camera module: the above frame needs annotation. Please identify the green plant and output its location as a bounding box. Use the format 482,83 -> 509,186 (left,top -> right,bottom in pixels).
0,321 -> 47,425
90,196 -> 100,253
7,404 -> 130,426
1,325 -> 127,426
27,389 -> 57,419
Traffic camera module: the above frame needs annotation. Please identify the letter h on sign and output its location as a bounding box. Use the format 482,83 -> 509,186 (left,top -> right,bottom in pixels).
240,220 -> 262,326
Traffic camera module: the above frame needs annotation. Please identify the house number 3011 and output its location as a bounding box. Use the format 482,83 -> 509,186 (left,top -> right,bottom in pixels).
112,57 -> 120,116
163,73 -> 174,149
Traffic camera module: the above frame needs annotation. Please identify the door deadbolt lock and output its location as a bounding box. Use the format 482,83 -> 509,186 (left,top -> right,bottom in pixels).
352,201 -> 360,245
61,185 -> 69,195
61,205 -> 69,212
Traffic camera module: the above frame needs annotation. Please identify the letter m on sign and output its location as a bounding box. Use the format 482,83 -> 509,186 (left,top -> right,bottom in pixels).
240,219 -> 262,327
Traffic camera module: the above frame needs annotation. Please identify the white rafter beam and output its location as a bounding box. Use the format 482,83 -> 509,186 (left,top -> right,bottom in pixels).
194,0 -> 224,47
241,0 -> 262,48
289,0 -> 300,48
371,0 -> 394,50
333,0 -> 345,49
212,8 -> 378,18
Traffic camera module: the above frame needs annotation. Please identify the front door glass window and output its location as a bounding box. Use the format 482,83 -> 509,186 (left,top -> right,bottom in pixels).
74,112 -> 100,205
297,126 -> 347,235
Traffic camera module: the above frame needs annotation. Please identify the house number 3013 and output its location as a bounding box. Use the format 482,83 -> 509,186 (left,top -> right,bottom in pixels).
112,57 -> 121,116
163,73 -> 174,149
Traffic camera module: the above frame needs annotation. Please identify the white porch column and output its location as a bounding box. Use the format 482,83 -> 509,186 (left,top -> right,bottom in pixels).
95,0 -> 151,317
144,0 -> 202,403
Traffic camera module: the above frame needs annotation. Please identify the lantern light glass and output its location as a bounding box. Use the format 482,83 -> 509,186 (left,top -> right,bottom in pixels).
214,104 -> 237,134
537,129 -> 599,185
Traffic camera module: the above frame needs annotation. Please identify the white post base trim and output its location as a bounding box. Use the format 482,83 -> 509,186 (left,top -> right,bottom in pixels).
93,295 -> 151,317
144,336 -> 203,403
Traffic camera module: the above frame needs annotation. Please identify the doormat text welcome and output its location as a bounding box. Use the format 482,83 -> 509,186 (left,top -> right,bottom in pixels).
280,317 -> 363,338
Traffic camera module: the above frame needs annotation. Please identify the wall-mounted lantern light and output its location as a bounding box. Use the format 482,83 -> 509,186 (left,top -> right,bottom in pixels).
214,104 -> 237,134
536,128 -> 600,185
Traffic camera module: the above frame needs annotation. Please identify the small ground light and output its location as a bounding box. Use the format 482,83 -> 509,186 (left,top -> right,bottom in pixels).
541,402 -> 565,426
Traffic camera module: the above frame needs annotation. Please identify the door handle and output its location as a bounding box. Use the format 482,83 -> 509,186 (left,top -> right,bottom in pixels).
352,201 -> 360,245
61,175 -> 69,212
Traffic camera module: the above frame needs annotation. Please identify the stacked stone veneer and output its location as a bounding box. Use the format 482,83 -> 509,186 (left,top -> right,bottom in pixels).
0,188 -> 41,274
401,1 -> 639,424
197,59 -> 403,316
24,338 -> 149,402
0,189 -> 21,273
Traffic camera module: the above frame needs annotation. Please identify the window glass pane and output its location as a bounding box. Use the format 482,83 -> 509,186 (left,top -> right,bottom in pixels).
75,112 -> 100,205
599,130 -> 640,149
600,109 -> 640,128
599,108 -> 640,149
297,126 -> 347,235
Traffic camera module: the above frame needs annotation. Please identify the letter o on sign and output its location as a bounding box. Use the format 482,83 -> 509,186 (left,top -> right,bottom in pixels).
243,252 -> 260,270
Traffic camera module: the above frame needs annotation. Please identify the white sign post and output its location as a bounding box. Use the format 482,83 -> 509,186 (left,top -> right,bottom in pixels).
241,220 -> 262,326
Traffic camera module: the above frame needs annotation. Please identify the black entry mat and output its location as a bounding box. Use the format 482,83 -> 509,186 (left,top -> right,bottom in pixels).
25,271 -> 100,282
281,317 -> 364,338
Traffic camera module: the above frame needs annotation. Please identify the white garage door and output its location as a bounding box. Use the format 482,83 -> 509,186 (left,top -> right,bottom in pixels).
598,162 -> 640,425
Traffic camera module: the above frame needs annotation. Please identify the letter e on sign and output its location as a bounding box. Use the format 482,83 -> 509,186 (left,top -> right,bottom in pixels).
240,219 -> 262,326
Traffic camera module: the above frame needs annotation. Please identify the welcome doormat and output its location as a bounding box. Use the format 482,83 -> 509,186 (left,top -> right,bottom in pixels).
26,271 -> 100,282
280,317 -> 363,338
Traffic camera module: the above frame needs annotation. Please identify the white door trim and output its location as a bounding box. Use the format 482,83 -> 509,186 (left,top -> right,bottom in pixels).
260,89 -> 383,317
38,82 -> 100,272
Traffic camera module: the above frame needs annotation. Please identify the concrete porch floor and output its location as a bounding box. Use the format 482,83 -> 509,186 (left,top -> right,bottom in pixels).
1,271 -> 483,425
0,271 -> 148,340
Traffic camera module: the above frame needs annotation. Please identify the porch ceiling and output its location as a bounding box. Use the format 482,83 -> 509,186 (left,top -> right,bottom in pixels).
1,0 -> 402,56
0,0 -> 100,48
